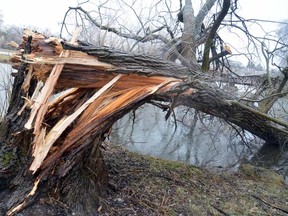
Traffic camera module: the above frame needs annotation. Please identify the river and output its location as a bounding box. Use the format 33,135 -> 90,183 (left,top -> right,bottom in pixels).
110,90 -> 288,184
0,63 -> 13,116
111,104 -> 263,169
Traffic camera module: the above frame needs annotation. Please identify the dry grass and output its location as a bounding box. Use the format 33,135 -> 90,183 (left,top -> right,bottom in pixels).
100,143 -> 288,216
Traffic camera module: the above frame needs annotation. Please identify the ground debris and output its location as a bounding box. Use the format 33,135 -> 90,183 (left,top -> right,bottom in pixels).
100,143 -> 288,216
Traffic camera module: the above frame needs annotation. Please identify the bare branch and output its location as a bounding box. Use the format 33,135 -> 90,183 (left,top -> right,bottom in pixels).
194,0 -> 217,36
202,0 -> 231,71
65,6 -> 168,44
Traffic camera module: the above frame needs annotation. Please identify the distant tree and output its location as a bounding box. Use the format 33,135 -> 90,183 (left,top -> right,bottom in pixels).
0,25 -> 22,49
0,10 -> 3,27
0,24 -> 54,49
246,60 -> 256,70
275,22 -> 288,67
255,63 -> 263,71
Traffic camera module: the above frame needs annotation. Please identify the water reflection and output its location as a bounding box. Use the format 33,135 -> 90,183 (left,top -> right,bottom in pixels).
111,104 -> 264,170
0,63 -> 13,116
250,143 -> 288,184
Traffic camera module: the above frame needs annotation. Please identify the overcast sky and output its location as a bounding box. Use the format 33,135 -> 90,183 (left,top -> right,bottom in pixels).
0,0 -> 78,32
1,0 -> 287,32
1,0 -> 288,66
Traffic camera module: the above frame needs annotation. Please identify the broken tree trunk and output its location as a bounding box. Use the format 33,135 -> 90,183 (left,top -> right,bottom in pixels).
60,42 -> 288,145
0,29 -> 287,215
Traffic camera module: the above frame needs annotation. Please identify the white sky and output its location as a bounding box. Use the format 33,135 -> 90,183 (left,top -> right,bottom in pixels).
1,0 -> 287,66
239,0 -> 288,21
1,0 -> 287,32
0,0 -> 78,32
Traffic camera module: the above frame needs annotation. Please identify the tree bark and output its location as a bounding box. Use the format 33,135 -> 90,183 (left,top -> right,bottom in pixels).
181,0 -> 197,64
0,34 -> 110,216
202,0 -> 231,71
0,30 -> 287,215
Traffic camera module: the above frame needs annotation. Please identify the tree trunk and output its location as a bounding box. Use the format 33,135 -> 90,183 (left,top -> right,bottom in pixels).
181,0 -> 197,64
0,29 -> 287,215
0,34 -> 110,216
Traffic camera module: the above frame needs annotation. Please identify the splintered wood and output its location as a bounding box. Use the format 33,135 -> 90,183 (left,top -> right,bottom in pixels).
11,29 -> 182,175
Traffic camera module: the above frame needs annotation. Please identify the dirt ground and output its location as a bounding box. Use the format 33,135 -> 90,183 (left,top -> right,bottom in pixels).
100,143 -> 288,216
1,142 -> 287,216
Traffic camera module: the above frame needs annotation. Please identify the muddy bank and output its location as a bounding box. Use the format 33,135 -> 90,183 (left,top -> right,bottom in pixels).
1,143 -> 287,215
100,144 -> 288,215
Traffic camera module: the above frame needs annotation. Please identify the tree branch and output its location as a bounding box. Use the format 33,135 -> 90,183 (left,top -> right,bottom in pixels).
65,7 -> 168,44
194,0 -> 217,36
201,0 -> 231,71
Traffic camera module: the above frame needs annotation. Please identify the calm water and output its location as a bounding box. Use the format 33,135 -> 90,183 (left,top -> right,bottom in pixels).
111,104 -> 288,183
111,104 -> 263,169
0,63 -> 13,116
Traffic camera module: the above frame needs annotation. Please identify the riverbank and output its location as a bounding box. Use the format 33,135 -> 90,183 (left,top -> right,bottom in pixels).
0,49 -> 14,64
0,140 -> 287,215
100,143 -> 288,215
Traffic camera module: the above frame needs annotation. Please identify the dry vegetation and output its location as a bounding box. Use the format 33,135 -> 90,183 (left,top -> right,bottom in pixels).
11,143 -> 288,216
96,144 -> 288,216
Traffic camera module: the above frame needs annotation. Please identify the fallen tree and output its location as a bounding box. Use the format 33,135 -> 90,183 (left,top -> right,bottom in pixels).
0,29 -> 287,215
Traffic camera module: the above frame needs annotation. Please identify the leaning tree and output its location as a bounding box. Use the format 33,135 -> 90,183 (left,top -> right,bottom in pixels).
0,0 -> 288,215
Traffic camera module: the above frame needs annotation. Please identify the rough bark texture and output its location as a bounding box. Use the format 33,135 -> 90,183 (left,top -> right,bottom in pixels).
61,42 -> 288,145
181,0 -> 196,63
202,0 -> 231,71
0,33 -> 110,216
61,42 -> 198,78
0,30 -> 287,216
177,81 -> 288,144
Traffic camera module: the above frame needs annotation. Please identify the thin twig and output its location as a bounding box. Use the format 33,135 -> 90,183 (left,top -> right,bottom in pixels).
252,195 -> 288,214
239,91 -> 288,103
210,204 -> 230,216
